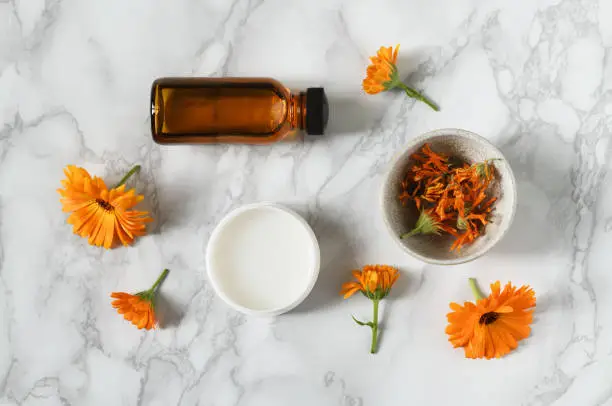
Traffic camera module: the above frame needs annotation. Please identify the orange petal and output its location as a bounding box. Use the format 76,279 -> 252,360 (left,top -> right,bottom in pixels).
392,44 -> 399,64
87,209 -> 107,247
496,305 -> 514,313
340,282 -> 361,299
136,315 -> 147,329
488,325 -> 512,358
102,211 -> 116,249
146,310 -> 156,330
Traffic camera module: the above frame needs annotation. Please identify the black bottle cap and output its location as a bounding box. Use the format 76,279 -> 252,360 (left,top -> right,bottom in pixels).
305,87 -> 328,135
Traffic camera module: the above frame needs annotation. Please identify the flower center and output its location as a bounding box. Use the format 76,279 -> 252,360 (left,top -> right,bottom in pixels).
96,199 -> 113,211
479,312 -> 499,325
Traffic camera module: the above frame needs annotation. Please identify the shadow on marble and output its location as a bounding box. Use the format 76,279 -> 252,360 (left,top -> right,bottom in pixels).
487,142 -> 565,256
397,53 -> 438,101
397,53 -> 430,78
377,269 -> 411,349
489,200 -> 552,256
291,211 -> 357,314
153,184 -> 203,234
534,290 -> 565,316
325,96 -> 383,136
387,267 -> 411,300
137,193 -> 161,235
156,294 -> 184,328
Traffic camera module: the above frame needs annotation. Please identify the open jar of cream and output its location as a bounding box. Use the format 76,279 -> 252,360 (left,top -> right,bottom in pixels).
206,203 -> 320,316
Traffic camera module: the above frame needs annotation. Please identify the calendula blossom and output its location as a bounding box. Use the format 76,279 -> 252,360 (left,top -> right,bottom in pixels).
57,165 -> 151,249
340,265 -> 400,354
362,44 -> 439,111
446,279 -> 536,359
111,269 -> 169,330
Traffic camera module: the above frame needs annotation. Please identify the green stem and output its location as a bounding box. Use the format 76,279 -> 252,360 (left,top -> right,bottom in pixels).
401,214 -> 426,239
398,82 -> 439,111
148,269 -> 169,294
114,165 -> 141,188
400,228 -> 419,239
468,278 -> 484,301
370,299 -> 379,354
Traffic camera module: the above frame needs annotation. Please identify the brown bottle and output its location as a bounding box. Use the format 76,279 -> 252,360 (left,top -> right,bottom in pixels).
150,78 -> 328,144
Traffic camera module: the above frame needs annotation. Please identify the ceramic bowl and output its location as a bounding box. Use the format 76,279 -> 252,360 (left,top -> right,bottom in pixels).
381,128 -> 517,265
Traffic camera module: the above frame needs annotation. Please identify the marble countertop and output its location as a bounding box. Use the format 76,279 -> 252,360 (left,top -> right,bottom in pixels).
2,0 -> 612,405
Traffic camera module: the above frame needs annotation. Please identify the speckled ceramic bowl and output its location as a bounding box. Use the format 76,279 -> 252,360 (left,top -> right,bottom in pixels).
381,128 -> 517,265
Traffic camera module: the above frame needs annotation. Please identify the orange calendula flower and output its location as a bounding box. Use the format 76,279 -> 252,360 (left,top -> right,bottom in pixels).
340,265 -> 400,354
446,279 -> 536,359
362,45 -> 399,95
111,269 -> 169,330
362,44 -> 439,111
57,165 -> 152,249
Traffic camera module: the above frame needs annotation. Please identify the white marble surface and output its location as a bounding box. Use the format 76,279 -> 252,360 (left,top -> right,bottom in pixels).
1,0 -> 612,405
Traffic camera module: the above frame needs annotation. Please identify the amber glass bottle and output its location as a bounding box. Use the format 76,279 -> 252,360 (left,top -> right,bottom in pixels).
150,78 -> 328,144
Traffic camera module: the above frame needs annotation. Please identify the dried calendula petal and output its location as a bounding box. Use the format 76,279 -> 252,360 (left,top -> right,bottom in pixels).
398,144 -> 500,251
473,158 -> 501,183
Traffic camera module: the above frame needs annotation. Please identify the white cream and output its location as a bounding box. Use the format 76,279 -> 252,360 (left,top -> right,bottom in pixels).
206,204 -> 320,315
